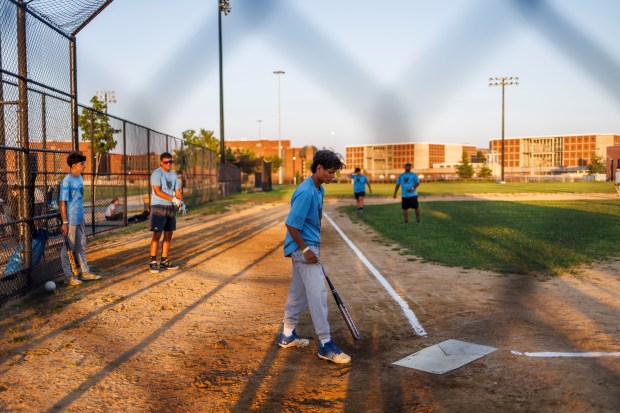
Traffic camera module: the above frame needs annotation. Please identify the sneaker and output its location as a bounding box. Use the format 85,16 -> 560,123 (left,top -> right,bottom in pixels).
404,220 -> 409,224
160,259 -> 179,270
79,272 -> 101,281
416,219 -> 420,225
278,330 -> 309,348
66,276 -> 82,286
149,260 -> 160,274
318,339 -> 351,364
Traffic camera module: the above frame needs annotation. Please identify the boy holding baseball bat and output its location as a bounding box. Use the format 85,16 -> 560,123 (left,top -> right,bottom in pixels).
278,149 -> 351,364
60,151 -> 101,286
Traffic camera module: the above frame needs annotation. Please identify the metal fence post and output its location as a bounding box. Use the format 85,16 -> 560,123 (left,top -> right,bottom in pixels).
123,121 -> 127,225
17,0 -> 33,275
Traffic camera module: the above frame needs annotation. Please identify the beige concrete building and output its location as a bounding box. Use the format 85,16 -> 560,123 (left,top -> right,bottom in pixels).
345,142 -> 477,180
489,133 -> 620,176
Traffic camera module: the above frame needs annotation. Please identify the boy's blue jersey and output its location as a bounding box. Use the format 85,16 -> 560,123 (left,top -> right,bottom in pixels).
284,177 -> 323,256
151,167 -> 181,206
59,174 -> 84,225
352,174 -> 369,193
616,170 -> 620,184
397,172 -> 420,197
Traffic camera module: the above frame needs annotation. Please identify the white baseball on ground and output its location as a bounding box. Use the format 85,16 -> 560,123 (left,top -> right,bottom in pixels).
44,280 -> 56,292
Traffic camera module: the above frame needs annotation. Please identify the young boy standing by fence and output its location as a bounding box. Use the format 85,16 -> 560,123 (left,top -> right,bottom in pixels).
60,151 -> 102,285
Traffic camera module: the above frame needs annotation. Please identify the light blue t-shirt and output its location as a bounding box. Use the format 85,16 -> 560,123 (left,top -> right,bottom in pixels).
284,177 -> 324,257
616,170 -> 620,184
352,174 -> 369,193
397,172 -> 420,197
60,174 -> 85,225
151,167 -> 181,206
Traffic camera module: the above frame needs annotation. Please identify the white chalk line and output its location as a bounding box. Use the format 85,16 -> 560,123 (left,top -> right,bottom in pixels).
512,351 -> 620,358
324,212 -> 427,336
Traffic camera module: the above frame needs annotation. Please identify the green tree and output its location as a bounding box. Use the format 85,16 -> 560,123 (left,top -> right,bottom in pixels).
78,96 -> 120,175
231,148 -> 260,174
478,163 -> 493,178
182,129 -> 218,152
265,155 -> 282,173
587,154 -> 606,175
455,151 -> 474,179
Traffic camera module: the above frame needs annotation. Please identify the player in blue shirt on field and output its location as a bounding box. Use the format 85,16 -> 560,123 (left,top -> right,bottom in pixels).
393,162 -> 421,224
349,167 -> 372,214
60,151 -> 102,285
278,149 -> 351,364
615,165 -> 620,197
149,152 -> 185,274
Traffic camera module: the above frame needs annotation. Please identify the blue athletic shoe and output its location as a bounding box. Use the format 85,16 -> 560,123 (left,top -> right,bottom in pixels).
278,330 -> 309,348
318,339 -> 351,364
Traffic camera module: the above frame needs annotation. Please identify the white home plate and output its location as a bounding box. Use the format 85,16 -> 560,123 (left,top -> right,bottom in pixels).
393,339 -> 496,374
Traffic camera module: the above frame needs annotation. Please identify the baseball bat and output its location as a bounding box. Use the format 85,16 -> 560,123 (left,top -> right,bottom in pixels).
64,236 -> 79,276
320,264 -> 361,340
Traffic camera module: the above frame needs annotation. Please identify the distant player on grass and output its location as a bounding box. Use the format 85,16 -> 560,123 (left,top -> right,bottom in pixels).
349,167 -> 372,214
615,165 -> 620,197
393,162 -> 421,224
148,152 -> 184,274
278,149 -> 351,364
60,151 -> 102,285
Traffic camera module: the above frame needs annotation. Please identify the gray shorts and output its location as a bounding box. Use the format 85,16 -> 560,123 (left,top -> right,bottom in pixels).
149,205 -> 176,232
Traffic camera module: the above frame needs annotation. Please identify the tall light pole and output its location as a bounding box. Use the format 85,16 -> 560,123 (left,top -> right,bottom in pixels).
489,76 -> 518,183
95,90 -> 116,113
218,0 -> 231,164
257,119 -> 262,139
273,70 -> 285,184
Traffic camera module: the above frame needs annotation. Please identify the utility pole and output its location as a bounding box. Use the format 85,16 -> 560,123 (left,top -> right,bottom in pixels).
489,76 -> 518,183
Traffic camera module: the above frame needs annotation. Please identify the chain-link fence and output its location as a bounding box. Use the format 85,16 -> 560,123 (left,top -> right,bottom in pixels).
0,0 -> 240,306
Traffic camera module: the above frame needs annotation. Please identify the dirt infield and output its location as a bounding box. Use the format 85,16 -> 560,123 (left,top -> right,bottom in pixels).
0,195 -> 619,412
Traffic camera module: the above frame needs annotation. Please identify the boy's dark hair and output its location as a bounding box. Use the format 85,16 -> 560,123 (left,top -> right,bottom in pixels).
310,149 -> 345,173
354,167 -> 361,173
67,151 -> 87,167
160,152 -> 173,161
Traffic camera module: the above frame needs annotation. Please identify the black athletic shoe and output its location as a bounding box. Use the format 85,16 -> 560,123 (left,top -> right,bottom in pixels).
149,260 -> 160,274
416,219 -> 420,225
160,259 -> 179,270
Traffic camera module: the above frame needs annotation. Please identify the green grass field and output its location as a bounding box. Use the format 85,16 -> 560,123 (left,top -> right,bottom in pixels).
324,180 -> 615,197
341,199 -> 620,276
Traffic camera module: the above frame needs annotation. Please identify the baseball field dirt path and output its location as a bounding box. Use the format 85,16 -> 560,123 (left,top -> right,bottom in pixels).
0,195 -> 619,412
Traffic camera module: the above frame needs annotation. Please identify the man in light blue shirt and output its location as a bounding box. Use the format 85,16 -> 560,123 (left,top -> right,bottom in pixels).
149,152 -> 184,274
393,162 -> 421,224
615,165 -> 620,197
59,151 -> 101,285
279,149 -> 352,364
349,167 -> 372,214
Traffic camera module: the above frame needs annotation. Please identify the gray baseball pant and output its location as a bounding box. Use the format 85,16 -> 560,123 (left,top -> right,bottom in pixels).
61,223 -> 90,277
282,246 -> 330,342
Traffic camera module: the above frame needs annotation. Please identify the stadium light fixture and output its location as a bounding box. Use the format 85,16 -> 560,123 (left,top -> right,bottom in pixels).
95,90 -> 116,114
489,76 -> 519,183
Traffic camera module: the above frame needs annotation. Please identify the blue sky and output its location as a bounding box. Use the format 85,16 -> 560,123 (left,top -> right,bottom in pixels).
77,0 -> 620,157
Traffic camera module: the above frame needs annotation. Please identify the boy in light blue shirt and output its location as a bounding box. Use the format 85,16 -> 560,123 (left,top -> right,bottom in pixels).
279,149 -> 351,364
393,162 -> 421,224
59,151 -> 101,285
349,167 -> 372,214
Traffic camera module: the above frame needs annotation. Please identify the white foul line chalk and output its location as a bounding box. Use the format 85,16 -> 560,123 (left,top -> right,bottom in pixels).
512,351 -> 620,358
324,212 -> 427,336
